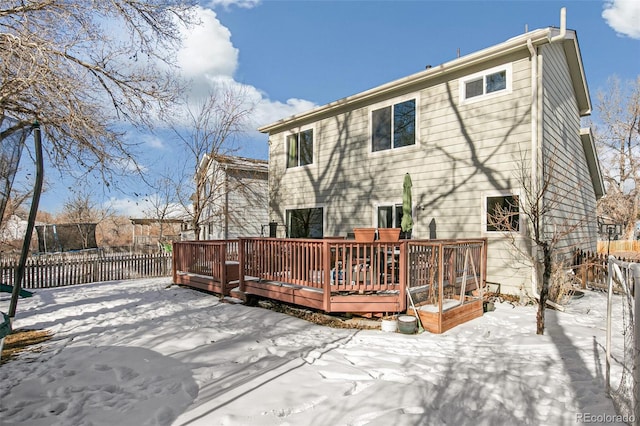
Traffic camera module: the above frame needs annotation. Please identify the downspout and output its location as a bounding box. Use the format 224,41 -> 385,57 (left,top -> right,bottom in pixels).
224,164 -> 229,240
527,7 -> 567,305
527,38 -> 541,301
548,7 -> 567,43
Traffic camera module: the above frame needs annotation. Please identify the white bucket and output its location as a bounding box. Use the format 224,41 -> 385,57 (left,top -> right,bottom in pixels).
380,318 -> 398,332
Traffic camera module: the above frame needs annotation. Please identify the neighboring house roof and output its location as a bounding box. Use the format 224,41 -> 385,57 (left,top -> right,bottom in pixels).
130,218 -> 186,225
199,154 -> 268,175
258,26 -> 590,134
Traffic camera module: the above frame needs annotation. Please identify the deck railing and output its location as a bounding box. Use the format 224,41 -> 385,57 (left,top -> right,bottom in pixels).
172,240 -> 237,284
173,237 -> 486,315
238,238 -> 405,291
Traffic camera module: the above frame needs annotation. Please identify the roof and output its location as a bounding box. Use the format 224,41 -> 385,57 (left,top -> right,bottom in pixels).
258,27 -> 591,134
212,154 -> 268,172
198,153 -> 269,175
130,218 -> 186,225
580,128 -> 605,200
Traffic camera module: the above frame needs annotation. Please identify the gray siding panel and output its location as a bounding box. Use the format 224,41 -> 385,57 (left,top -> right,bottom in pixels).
540,43 -> 598,262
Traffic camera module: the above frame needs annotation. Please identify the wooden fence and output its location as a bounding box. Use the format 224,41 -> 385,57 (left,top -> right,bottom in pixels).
597,240 -> 640,254
573,249 -> 636,290
0,252 -> 172,289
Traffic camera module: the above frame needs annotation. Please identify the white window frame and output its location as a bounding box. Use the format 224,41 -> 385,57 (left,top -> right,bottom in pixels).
375,202 -> 403,228
459,63 -> 512,105
368,93 -> 420,154
482,190 -> 522,235
284,123 -> 315,169
284,204 -> 326,238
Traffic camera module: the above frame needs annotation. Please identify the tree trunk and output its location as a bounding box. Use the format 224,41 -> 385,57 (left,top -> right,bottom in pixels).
536,242 -> 551,335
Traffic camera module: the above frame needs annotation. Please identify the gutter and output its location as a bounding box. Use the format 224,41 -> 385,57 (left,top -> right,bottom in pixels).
259,28 -> 553,134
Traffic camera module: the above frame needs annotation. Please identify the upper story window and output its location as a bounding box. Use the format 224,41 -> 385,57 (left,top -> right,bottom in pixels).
460,64 -> 512,103
287,129 -> 313,168
372,99 -> 416,152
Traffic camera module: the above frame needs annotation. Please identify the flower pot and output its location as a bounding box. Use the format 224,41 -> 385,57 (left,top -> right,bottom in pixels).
354,228 -> 376,242
377,228 -> 401,242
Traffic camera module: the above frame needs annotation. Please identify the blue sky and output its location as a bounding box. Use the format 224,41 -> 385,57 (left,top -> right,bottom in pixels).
30,0 -> 640,216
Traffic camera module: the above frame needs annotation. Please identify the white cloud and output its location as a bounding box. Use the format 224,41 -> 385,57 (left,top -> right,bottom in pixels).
204,0 -> 261,9
177,7 -> 238,82
141,134 -> 166,150
602,0 -> 640,39
107,196 -> 189,219
107,197 -> 147,218
173,7 -> 317,130
253,97 -> 318,129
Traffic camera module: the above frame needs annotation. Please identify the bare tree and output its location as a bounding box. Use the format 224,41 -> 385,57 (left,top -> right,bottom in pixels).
170,85 -> 254,239
490,152 -> 595,334
594,75 -> 640,238
141,173 -> 185,243
0,1 -> 196,185
57,189 -> 117,249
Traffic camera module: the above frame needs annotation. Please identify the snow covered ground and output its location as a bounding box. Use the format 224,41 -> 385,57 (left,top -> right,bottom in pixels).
0,277 -> 631,425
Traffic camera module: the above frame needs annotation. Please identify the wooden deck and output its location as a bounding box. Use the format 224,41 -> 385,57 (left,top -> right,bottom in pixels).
172,237 -> 487,330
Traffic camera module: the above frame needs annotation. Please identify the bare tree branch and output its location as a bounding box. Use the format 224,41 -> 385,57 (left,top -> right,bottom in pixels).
594,75 -> 640,238
168,84 -> 254,239
0,1 -> 197,186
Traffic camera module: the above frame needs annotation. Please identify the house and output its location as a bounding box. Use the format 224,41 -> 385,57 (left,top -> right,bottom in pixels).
0,214 -> 27,243
258,11 -> 605,295
197,154 -> 269,240
129,218 -> 186,251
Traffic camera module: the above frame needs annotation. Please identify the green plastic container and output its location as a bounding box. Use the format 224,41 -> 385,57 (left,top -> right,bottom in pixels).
397,315 -> 417,334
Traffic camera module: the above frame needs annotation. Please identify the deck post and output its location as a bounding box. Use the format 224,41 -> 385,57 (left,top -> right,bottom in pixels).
238,238 -> 245,292
438,242 -> 444,332
399,241 -> 407,311
171,242 -> 178,284
220,242 -> 227,288
322,240 -> 331,312
481,237 -> 488,297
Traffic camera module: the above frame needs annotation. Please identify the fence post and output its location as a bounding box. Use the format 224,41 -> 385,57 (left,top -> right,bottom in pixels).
606,257 -> 614,393
92,254 -> 100,283
580,250 -> 587,289
631,263 -> 640,426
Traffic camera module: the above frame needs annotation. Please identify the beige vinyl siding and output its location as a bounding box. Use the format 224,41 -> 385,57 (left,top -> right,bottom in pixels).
540,43 -> 598,262
202,165 -> 268,240
267,50 -> 577,294
226,172 -> 269,238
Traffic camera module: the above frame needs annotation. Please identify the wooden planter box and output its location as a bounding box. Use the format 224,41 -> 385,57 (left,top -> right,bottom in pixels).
407,297 -> 483,334
354,228 -> 376,242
